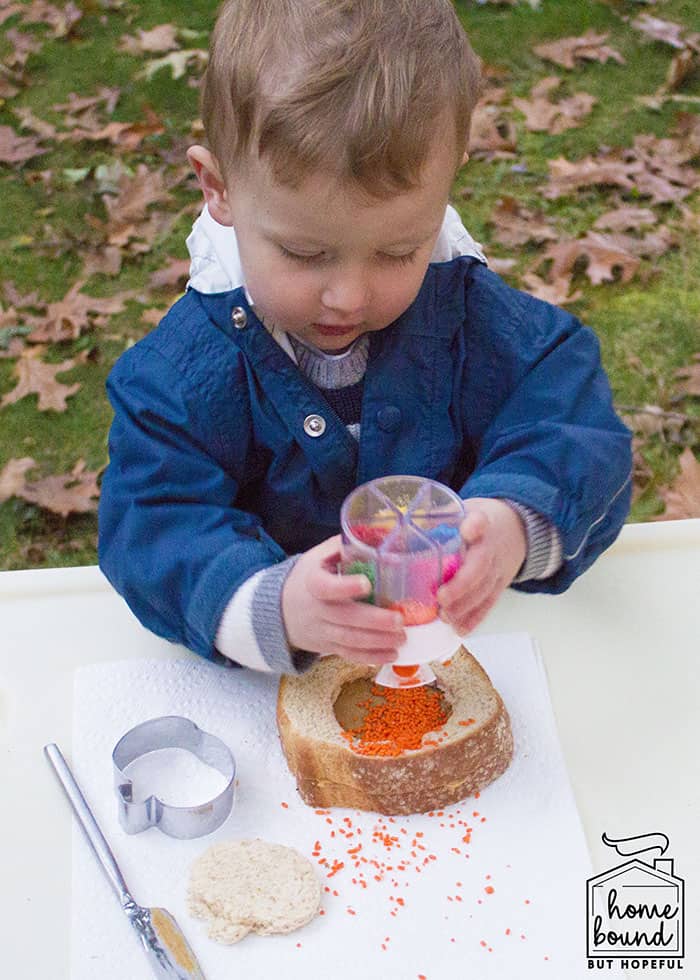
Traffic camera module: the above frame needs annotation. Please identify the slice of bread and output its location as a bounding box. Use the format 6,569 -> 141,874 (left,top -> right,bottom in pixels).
277,646 -> 513,815
187,839 -> 321,944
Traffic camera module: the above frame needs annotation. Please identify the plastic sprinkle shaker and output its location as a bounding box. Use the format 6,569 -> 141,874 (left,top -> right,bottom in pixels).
339,476 -> 466,688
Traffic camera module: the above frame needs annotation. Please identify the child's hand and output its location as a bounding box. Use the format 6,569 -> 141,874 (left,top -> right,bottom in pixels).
436,498 -> 527,635
282,535 -> 406,665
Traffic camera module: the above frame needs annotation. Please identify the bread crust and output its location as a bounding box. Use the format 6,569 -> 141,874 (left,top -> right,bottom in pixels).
277,646 -> 513,815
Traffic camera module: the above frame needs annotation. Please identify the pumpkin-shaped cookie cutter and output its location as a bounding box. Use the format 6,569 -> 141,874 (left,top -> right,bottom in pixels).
112,716 -> 236,839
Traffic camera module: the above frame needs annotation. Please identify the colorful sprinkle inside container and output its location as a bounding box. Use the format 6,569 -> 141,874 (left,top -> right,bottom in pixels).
340,477 -> 467,687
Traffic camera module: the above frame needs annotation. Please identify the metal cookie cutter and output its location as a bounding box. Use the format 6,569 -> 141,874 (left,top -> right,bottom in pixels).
113,716 -> 236,840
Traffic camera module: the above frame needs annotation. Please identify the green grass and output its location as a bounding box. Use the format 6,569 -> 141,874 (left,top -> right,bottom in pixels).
0,0 -> 698,568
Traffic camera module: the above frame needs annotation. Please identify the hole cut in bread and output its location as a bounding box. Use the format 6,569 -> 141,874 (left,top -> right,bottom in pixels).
277,646 -> 513,816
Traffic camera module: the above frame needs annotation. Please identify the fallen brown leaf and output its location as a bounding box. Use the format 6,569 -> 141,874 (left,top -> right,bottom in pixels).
4,27 -> 43,68
593,206 -> 658,232
544,135 -> 699,204
20,459 -> 100,517
656,448 -> 700,520
56,106 -> 164,151
513,77 -> 596,134
149,257 -> 191,290
13,106 -> 57,140
673,354 -> 700,398
663,48 -> 698,93
0,75 -> 20,99
533,30 -> 625,70
539,232 -> 640,287
119,24 -> 180,55
469,101 -> 517,159
0,457 -> 35,503
621,405 -> 688,442
1,348 -> 80,412
27,280 -> 128,344
521,273 -> 582,306
631,14 -> 699,51
631,437 -> 653,502
0,5 -> 22,28
80,246 -> 123,278
141,307 -> 167,327
0,123 -> 48,164
489,196 -> 558,247
52,87 -> 121,123
20,0 -> 82,37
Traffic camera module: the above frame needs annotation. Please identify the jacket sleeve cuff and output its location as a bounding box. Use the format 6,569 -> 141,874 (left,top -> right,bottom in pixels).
215,557 -> 318,675
503,500 -> 563,582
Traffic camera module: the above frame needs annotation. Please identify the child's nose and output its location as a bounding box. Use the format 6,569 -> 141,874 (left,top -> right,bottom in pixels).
321,268 -> 369,318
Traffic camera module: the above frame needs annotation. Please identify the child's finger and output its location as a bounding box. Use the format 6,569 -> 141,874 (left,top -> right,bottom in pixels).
324,622 -> 404,652
451,590 -> 500,635
437,545 -> 494,605
335,648 -> 398,666
307,565 -> 372,602
460,509 -> 489,545
322,601 -> 405,636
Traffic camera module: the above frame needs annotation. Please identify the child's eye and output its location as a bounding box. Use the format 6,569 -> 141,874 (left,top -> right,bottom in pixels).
380,250 -> 417,266
279,245 -> 324,265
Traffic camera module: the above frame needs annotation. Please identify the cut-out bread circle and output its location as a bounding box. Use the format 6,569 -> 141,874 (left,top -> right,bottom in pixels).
277,646 -> 513,816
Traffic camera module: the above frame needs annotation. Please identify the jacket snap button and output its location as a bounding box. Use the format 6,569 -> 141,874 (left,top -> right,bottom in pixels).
303,414 -> 326,437
377,405 -> 401,432
231,306 -> 247,329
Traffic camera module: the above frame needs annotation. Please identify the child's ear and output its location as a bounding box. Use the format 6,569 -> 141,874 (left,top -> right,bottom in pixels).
187,146 -> 233,226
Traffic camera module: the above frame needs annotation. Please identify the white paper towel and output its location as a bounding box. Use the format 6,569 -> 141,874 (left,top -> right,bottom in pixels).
70,633 -> 601,979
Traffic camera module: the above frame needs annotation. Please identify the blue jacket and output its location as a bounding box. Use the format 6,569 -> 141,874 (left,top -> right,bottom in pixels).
98,257 -> 632,661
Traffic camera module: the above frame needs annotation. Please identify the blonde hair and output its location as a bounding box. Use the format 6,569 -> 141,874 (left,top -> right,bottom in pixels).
201,0 -> 481,198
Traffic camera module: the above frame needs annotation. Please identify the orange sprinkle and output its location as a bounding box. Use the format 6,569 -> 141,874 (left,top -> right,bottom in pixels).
485,886 -> 494,894
343,683 -> 449,756
281,801 -> 289,808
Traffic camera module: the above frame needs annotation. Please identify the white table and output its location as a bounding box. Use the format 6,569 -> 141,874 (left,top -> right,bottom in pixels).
1,519 -> 699,980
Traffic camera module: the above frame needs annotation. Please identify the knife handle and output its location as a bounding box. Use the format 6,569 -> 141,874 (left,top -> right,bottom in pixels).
44,742 -> 134,910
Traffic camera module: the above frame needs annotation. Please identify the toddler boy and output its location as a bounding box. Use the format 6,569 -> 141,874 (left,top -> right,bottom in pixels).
99,0 -> 632,674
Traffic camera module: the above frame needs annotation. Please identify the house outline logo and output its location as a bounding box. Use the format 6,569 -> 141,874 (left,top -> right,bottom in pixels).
586,832 -> 684,963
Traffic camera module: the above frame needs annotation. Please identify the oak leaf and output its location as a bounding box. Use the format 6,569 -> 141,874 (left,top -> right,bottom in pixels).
20,459 -> 100,517
631,14 -> 699,51
656,448 -> 700,520
486,257 -> 517,277
533,30 -> 625,70
52,87 -> 121,124
119,24 -> 179,55
0,5 -> 22,27
138,48 -> 208,82
4,27 -> 43,68
20,0 -> 82,37
27,281 -> 128,343
489,196 -> 558,247
513,77 -> 596,134
149,257 -> 191,291
539,232 -> 640,287
0,457 -> 35,504
593,206 -> 657,232
469,102 -> 517,159
1,348 -> 80,412
521,273 -> 582,306
0,123 -> 48,164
